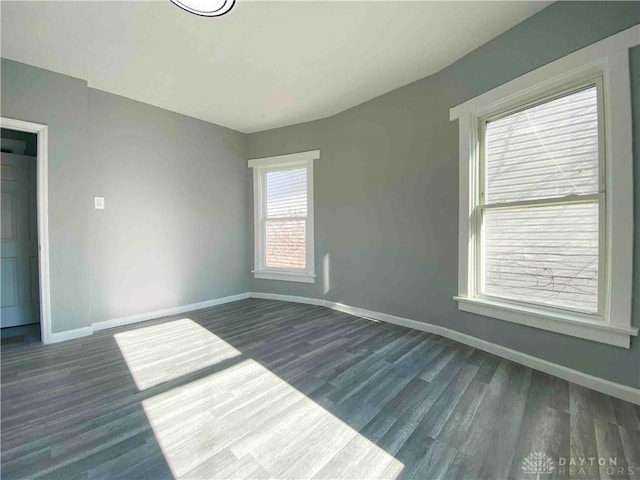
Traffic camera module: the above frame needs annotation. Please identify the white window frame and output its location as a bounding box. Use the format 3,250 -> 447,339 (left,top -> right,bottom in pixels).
249,150 -> 319,283
450,25 -> 639,348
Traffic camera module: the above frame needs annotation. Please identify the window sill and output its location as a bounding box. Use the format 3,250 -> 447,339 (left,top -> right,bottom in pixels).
453,296 -> 638,348
252,271 -> 316,284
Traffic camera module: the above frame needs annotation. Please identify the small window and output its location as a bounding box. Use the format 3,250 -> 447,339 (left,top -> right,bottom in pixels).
479,84 -> 603,314
450,30 -> 637,348
265,167 -> 307,270
249,150 -> 318,283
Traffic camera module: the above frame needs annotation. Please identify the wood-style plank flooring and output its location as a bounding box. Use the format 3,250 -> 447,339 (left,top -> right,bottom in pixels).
2,299 -> 639,479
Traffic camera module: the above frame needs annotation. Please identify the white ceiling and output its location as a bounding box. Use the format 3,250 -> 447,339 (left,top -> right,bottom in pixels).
1,1 -> 550,133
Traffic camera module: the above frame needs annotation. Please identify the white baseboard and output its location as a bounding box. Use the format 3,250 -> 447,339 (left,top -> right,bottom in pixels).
249,292 -> 640,405
251,292 -> 327,307
49,326 -> 94,343
92,293 -> 251,332
48,293 -> 251,343
44,290 -> 639,404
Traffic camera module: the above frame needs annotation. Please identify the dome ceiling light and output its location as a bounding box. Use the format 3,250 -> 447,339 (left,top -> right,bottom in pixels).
170,0 -> 235,17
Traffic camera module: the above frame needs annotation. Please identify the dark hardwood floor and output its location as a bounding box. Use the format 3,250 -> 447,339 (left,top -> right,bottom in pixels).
1,298 -> 639,479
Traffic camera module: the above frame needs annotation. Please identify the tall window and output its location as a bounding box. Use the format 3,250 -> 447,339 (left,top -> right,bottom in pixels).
480,84 -> 602,313
249,150 -> 318,283
450,29 -> 637,348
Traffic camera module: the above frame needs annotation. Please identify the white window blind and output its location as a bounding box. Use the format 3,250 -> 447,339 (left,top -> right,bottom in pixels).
264,168 -> 307,269
485,87 -> 599,203
481,84 -> 601,313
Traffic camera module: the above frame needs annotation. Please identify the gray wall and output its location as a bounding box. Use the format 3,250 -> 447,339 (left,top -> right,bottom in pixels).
88,89 -> 248,324
1,59 -> 249,332
247,1 -> 640,388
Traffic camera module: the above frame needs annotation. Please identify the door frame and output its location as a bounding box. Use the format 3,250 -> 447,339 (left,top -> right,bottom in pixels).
1,117 -> 52,344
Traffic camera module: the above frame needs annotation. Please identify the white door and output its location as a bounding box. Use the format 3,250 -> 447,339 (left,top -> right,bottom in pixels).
1,153 -> 40,328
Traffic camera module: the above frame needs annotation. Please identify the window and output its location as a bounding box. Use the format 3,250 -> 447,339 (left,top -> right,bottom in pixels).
481,84 -> 602,314
450,26 -> 638,348
249,150 -> 318,283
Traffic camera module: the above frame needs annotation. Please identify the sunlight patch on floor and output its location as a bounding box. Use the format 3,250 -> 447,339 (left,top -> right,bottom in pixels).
114,318 -> 241,390
123,320 -> 404,478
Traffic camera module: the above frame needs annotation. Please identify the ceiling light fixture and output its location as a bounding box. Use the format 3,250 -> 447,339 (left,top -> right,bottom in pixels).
170,0 -> 235,17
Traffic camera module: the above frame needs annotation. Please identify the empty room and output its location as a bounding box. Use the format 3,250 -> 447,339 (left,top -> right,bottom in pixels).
1,0 -> 639,479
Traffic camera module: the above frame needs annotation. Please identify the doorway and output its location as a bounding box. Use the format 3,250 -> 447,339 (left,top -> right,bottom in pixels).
0,118 -> 51,345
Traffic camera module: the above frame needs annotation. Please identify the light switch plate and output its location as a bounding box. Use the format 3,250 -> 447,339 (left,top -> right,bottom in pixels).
94,197 -> 105,209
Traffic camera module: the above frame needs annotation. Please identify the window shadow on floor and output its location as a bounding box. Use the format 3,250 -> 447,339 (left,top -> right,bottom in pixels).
159,299 -> 635,480
110,298 -> 514,479
163,298 -> 498,480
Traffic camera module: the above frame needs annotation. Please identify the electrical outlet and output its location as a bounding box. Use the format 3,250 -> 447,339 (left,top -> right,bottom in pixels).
94,197 -> 105,210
